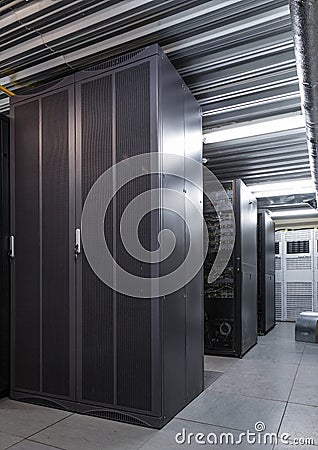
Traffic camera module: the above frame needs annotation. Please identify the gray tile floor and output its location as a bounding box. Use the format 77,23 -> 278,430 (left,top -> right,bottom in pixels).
1,323 -> 317,449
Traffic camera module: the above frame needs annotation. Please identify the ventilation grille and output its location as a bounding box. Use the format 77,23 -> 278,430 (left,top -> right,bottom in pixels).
275,231 -> 282,242
14,101 -> 40,391
285,230 -> 312,241
42,90 -> 70,397
286,282 -> 313,321
85,409 -> 149,427
275,282 -> 282,321
275,242 -> 280,255
115,63 -> 152,412
286,256 -> 312,270
275,257 -> 282,271
81,75 -> 114,405
85,48 -> 147,71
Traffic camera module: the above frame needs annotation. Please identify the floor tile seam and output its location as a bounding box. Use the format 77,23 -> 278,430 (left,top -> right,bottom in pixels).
199,387 -> 288,403
22,413 -> 75,441
3,436 -> 24,450
286,400 -> 318,408
276,350 -> 302,439
286,347 -> 303,404
0,431 -> 24,439
175,417 -> 251,434
15,437 -> 65,450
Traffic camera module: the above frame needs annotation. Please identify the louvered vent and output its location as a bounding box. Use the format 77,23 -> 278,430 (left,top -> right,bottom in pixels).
275,282 -> 282,321
86,409 -> 149,427
285,230 -> 312,241
275,231 -> 282,243
286,282 -> 313,321
286,257 -> 312,270
275,257 -> 281,271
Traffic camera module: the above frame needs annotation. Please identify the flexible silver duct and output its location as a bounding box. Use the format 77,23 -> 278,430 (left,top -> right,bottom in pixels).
290,0 -> 318,204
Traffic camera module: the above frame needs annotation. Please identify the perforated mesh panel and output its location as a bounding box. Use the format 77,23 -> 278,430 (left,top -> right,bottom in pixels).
14,101 -> 40,391
86,48 -> 146,71
286,257 -> 312,270
81,75 -> 114,404
42,91 -> 70,397
275,282 -> 282,321
117,295 -> 152,410
286,282 -> 313,321
115,63 -> 152,412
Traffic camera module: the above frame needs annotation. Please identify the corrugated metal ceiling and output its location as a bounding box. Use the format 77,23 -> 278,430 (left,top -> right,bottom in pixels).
0,0 -> 309,185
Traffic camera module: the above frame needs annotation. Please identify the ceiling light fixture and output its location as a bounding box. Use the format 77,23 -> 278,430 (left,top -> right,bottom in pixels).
269,208 -> 318,218
204,114 -> 305,143
248,179 -> 315,198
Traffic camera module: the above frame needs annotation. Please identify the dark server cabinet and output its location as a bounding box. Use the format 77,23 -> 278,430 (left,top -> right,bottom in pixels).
0,114 -> 10,397
10,45 -> 203,428
10,78 -> 76,403
204,179 -> 258,357
257,210 -> 275,334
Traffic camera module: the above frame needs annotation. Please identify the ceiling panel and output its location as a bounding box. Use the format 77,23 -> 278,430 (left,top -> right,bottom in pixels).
204,129 -> 309,184
0,0 -> 309,183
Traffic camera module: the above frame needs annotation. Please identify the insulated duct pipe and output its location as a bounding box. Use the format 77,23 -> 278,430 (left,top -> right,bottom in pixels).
289,0 -> 318,204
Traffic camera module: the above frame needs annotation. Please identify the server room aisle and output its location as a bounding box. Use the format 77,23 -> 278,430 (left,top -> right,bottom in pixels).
0,322 -> 317,450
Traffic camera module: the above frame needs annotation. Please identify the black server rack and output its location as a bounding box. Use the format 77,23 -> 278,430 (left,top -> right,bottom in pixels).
10,45 -> 203,428
0,114 -> 10,397
257,210 -> 275,334
204,179 -> 258,357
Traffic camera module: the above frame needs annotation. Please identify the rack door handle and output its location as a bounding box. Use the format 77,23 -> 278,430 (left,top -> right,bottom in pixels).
9,235 -> 14,258
75,228 -> 81,256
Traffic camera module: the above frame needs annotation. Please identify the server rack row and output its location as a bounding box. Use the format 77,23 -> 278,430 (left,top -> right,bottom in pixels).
275,229 -> 318,321
10,45 -> 203,428
204,179 -> 258,357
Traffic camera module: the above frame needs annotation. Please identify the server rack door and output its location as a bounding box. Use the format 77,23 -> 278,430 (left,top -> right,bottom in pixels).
75,71 -> 115,409
183,89 -> 204,402
236,180 -> 257,355
11,99 -> 41,394
0,115 -> 10,397
265,213 -> 275,332
11,79 -> 75,403
204,182 -> 235,356
75,56 -> 161,419
275,231 -> 283,320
